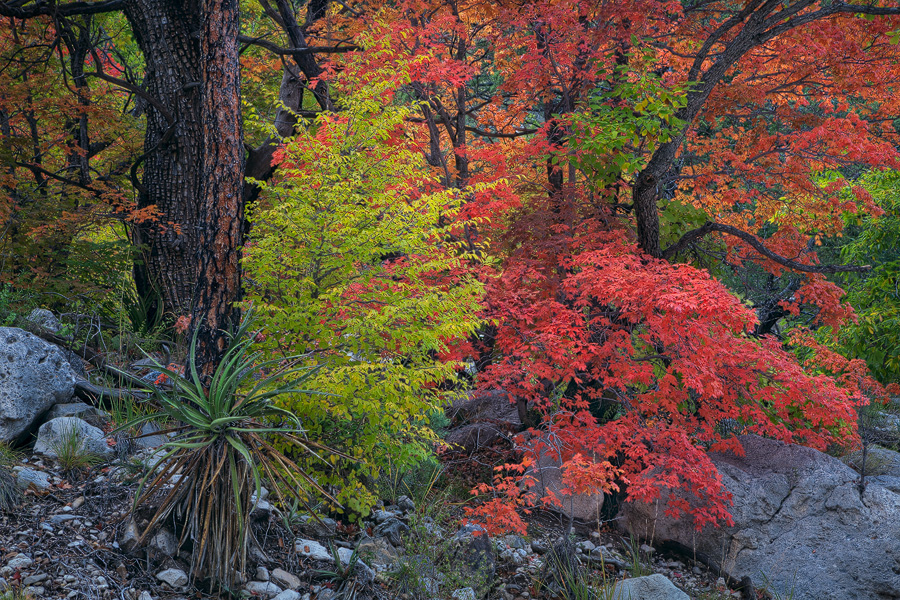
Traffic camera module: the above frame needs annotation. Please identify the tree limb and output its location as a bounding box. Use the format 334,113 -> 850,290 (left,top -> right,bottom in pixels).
237,34 -> 358,56
0,0 -> 125,18
661,221 -> 871,273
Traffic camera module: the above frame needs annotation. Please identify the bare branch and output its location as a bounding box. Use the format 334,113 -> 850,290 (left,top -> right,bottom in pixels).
662,221 -> 871,273
237,34 -> 358,56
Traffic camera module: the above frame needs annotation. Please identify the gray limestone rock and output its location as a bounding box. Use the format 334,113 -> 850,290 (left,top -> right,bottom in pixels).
0,328 -> 75,443
621,434 -> 900,600
33,417 -> 114,458
609,574 -> 689,600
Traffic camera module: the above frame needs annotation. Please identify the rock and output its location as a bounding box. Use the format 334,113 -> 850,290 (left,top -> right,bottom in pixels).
156,569 -> 188,589
26,309 -> 60,333
445,389 -> 521,453
451,524 -> 495,581
22,574 -> 47,585
371,509 -> 397,524
503,535 -> 528,550
297,514 -> 337,538
15,467 -> 51,491
374,517 -> 409,546
609,574 -> 689,600
245,581 -> 282,598
138,592 -> 152,600
119,520 -> 141,553
133,422 -> 166,450
270,569 -> 300,591
397,495 -> 415,512
45,403 -> 105,428
621,434 -> 900,600
530,539 -> 549,555
843,445 -> 900,477
6,554 -> 33,569
34,417 -> 114,458
295,539 -> 336,562
149,529 -> 178,557
49,514 -> 76,525
356,536 -> 401,569
524,443 -> 604,524
0,328 -> 76,443
272,591 -> 301,600
451,588 -> 476,600
293,539 -> 373,583
256,567 -> 270,582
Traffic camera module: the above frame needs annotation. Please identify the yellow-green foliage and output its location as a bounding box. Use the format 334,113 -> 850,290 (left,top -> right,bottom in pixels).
243,55 -> 484,516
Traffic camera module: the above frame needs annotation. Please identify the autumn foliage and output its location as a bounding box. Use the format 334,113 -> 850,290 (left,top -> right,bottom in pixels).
1,0 -> 899,532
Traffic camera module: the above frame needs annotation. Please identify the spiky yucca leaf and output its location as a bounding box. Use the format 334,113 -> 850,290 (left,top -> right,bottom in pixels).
120,311 -> 342,590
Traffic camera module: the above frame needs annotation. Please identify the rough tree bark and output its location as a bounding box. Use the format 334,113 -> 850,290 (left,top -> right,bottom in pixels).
191,0 -> 244,377
124,0 -> 203,318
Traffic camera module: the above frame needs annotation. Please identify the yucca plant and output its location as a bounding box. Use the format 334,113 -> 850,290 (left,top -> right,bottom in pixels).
121,311 -> 341,590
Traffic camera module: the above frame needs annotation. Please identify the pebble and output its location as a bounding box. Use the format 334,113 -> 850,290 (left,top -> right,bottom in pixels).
156,569 -> 189,589
271,568 -> 301,591
50,514 -> 77,526
6,554 -> 34,570
256,566 -> 270,581
23,574 -> 48,585
245,581 -> 283,598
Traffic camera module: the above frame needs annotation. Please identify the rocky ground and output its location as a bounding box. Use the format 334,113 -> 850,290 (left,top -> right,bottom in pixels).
4,317 -> 900,600
0,436 -> 742,600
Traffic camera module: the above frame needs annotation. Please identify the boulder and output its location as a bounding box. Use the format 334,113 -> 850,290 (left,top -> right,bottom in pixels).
446,390 -> 521,453
0,328 -> 75,443
621,434 -> 900,600
26,309 -> 61,334
525,446 -> 604,525
34,417 -> 114,458
374,517 -> 409,546
356,536 -> 401,570
609,574 -> 689,600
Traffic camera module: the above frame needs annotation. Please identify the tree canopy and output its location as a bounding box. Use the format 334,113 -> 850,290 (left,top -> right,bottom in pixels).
1,0 -> 899,529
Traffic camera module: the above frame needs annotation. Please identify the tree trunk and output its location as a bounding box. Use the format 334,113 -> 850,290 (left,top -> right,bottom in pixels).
124,0 -> 203,319
191,0 -> 245,377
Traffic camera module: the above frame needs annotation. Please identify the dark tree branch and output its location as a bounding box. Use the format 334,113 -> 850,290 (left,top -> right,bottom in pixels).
661,221 -> 871,273
0,0 -> 125,18
237,34 -> 358,56
84,69 -> 174,126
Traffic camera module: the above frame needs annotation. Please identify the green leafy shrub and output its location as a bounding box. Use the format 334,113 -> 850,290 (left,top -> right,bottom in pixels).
816,170 -> 900,385
243,48 -> 484,517
123,313 -> 338,589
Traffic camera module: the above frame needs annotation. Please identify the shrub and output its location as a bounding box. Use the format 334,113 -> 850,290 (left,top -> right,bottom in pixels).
243,46 -> 484,517
124,312 -> 338,590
